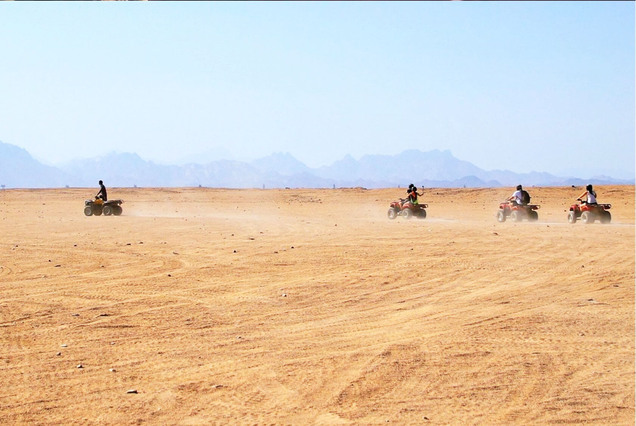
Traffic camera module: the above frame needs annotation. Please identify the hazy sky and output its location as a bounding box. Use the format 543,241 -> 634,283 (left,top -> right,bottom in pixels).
0,2 -> 634,179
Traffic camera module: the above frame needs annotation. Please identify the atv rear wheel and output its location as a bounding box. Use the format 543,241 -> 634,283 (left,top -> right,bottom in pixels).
567,211 -> 577,224
496,210 -> 506,223
114,206 -> 123,216
600,211 -> 611,224
402,208 -> 413,219
102,205 -> 113,216
510,211 -> 521,222
84,206 -> 93,216
387,208 -> 398,220
528,210 -> 538,222
580,211 -> 593,224
417,209 -> 426,219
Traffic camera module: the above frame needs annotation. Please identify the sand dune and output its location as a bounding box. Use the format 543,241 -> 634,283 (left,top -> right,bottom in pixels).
1,186 -> 634,424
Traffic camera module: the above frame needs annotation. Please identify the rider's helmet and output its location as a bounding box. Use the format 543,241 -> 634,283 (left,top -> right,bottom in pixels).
99,180 -> 103,185
516,185 -> 522,190
586,184 -> 593,191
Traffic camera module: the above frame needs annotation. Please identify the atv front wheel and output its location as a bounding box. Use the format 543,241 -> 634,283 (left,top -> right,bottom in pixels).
567,211 -> 577,224
387,208 -> 398,220
84,206 -> 93,216
496,210 -> 506,222
528,211 -> 538,222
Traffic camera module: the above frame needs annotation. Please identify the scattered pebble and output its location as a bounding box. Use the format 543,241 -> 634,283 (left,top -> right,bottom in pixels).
56,352 -> 61,356
77,364 -> 83,369
72,313 -> 80,317
282,293 -> 287,298
109,368 -> 116,373
126,243 -> 131,246
127,389 -> 138,394
55,264 -> 61,268
233,250 -> 237,253
168,274 -> 172,277
61,344 -> 68,348
173,251 -> 179,255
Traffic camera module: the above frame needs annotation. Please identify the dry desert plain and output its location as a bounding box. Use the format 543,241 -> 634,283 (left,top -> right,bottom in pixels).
1,185 -> 634,424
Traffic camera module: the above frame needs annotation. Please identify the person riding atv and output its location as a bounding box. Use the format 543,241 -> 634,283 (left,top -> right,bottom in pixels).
497,185 -> 539,222
406,184 -> 424,205
576,184 -> 598,206
388,184 -> 427,219
568,184 -> 611,224
508,185 -> 531,206
96,180 -> 107,201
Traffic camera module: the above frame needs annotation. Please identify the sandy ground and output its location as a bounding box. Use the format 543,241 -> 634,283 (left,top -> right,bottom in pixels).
1,185 -> 634,424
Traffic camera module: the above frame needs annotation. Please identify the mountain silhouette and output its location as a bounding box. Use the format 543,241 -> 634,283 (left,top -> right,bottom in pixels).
0,141 -> 631,189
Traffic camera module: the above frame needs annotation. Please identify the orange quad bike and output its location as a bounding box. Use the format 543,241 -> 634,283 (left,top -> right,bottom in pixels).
568,200 -> 611,224
496,201 -> 540,222
387,198 -> 428,220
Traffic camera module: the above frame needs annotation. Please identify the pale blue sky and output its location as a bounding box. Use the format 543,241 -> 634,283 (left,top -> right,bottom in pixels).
0,2 -> 633,179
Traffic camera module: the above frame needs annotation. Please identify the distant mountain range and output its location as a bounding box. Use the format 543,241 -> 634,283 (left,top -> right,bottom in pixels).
0,141 -> 632,189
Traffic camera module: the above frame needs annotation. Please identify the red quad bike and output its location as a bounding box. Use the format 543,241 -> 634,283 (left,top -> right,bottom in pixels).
568,200 -> 611,224
496,201 -> 539,222
387,199 -> 428,220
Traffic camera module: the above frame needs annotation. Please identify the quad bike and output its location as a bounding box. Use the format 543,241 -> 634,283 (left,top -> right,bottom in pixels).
496,201 -> 539,222
84,197 -> 123,216
568,200 -> 611,224
387,199 -> 428,220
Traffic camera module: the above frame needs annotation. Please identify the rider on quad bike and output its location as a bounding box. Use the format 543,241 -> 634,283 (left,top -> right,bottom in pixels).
84,180 -> 123,216
387,184 -> 428,220
497,185 -> 539,222
407,183 -> 424,205
568,184 -> 611,224
508,185 -> 530,207
96,180 -> 107,201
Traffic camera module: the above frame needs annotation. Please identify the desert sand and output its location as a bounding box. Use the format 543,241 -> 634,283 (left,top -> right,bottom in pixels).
1,185 -> 634,424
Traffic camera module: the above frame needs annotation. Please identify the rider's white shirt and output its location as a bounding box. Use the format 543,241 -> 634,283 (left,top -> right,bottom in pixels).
587,191 -> 597,204
512,190 -> 523,204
